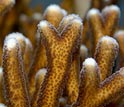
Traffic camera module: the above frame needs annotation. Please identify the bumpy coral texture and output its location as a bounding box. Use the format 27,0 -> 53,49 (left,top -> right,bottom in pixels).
37,17 -> 82,107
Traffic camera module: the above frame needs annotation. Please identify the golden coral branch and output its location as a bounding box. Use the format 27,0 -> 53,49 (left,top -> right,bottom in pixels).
73,58 -> 124,107
28,5 -> 67,97
2,36 -> 31,107
94,36 -> 119,81
87,5 -> 120,53
36,15 -> 82,107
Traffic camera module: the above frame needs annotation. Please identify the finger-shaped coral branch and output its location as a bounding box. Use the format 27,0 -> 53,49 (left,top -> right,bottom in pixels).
102,5 -> 120,36
94,36 -> 119,81
28,5 -> 66,96
58,14 -> 81,105
43,4 -> 67,28
87,5 -> 120,54
5,33 -> 32,97
73,58 -> 100,107
65,52 -> 80,105
5,33 -> 33,73
87,8 -> 104,49
23,38 -> 33,73
2,37 -> 31,107
114,30 -> 124,67
81,19 -> 93,56
36,16 -> 82,107
58,14 -> 78,33
91,68 -> 124,107
0,0 -> 15,14
6,32 -> 26,55
73,58 -> 124,107
31,68 -> 47,107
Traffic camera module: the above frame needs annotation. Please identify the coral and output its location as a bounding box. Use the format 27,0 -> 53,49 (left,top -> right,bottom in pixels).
2,37 -> 30,107
36,15 -> 82,107
0,1 -> 124,107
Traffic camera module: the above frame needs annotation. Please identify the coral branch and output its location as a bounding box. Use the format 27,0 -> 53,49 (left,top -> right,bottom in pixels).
73,58 -> 100,107
23,38 -> 33,73
28,5 -> 66,97
87,5 -> 120,53
43,4 -> 67,28
102,5 -> 120,36
31,68 -> 47,107
2,37 -> 30,107
73,58 -> 124,107
87,8 -> 104,49
66,52 -> 80,105
36,15 -> 82,107
94,36 -> 119,81
58,14 -> 82,105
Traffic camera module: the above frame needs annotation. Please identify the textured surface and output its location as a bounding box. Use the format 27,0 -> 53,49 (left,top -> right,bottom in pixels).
2,38 -> 30,107
87,8 -> 104,49
43,4 -> 67,28
58,14 -> 81,105
28,5 -> 67,97
73,58 -> 100,107
87,5 -> 120,52
94,36 -> 119,81
36,15 -> 82,107
23,38 -> 33,73
102,5 -> 120,36
73,58 -> 124,107
66,52 -> 80,105
31,69 -> 47,107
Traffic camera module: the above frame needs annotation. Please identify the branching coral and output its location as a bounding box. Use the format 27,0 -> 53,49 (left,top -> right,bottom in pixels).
73,58 -> 124,107
94,36 -> 119,81
36,15 -> 82,107
81,5 -> 120,56
28,5 -> 67,97
0,1 -> 124,107
31,68 -> 47,107
2,37 -> 31,107
87,5 -> 120,52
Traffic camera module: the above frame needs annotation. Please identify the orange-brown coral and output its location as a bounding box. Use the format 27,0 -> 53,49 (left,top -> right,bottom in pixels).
87,5 -> 120,54
0,1 -> 124,107
2,36 -> 30,107
73,58 -> 124,107
94,36 -> 119,81
36,15 -> 82,107
28,5 -> 67,97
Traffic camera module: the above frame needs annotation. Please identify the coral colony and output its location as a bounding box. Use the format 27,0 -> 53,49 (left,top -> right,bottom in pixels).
1,0 -> 124,107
